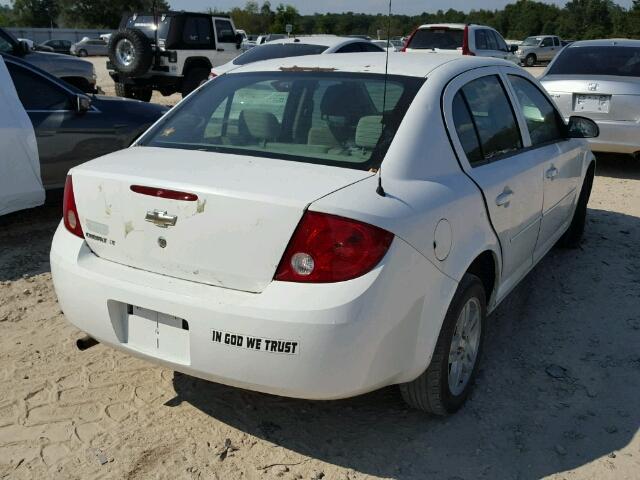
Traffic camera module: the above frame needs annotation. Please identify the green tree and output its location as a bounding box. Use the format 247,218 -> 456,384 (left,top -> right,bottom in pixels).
11,0 -> 59,28
57,0 -> 169,29
271,3 -> 299,33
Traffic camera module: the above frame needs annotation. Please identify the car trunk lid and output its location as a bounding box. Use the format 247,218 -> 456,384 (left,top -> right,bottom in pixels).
543,75 -> 640,121
71,147 -> 372,293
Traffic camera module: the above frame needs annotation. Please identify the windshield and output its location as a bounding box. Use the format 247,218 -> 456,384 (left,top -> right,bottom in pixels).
408,28 -> 463,50
139,72 -> 423,170
521,37 -> 541,46
548,46 -> 640,77
233,43 -> 328,66
124,15 -> 171,40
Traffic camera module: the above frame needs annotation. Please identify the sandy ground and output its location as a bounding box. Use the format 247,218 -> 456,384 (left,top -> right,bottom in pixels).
0,59 -> 638,479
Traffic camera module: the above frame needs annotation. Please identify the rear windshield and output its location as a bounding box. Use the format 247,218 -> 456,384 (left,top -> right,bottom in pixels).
233,43 -> 328,65
548,46 -> 640,77
124,15 -> 171,40
408,28 -> 463,50
139,72 -> 424,171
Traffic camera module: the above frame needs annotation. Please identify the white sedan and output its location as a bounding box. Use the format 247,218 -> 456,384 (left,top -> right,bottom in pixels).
51,53 -> 598,414
209,35 -> 384,78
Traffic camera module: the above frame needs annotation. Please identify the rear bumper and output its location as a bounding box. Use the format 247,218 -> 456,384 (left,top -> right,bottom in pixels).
50,223 -> 457,400
582,119 -> 640,155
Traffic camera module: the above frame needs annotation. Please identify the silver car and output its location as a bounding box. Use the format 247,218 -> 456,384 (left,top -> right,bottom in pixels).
516,35 -> 563,66
540,39 -> 640,157
70,38 -> 108,57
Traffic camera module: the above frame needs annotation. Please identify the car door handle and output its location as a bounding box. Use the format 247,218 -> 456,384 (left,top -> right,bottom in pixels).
495,188 -> 514,207
546,166 -> 559,179
217,48 -> 225,52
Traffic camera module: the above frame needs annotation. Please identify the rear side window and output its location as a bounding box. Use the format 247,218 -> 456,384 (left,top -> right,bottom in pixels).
233,43 -> 328,65
452,92 -> 483,166
6,62 -> 71,111
215,19 -> 235,43
508,75 -> 565,146
455,75 -> 522,163
408,28 -> 463,50
183,17 -> 213,46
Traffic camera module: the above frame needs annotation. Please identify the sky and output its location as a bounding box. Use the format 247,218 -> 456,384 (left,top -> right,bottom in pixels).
170,0 -> 633,15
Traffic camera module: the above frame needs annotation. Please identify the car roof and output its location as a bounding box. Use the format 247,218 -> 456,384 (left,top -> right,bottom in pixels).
264,35 -> 368,48
228,51 -> 511,78
566,39 -> 640,48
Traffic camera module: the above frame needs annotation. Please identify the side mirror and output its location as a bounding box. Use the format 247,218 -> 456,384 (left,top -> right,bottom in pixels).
509,44 -> 518,53
15,40 -> 30,56
567,116 -> 599,138
235,33 -> 243,49
76,94 -> 92,114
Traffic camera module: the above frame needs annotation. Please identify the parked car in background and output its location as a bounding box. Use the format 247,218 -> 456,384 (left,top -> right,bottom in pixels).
209,36 -> 384,78
17,38 -> 35,50
51,53 -> 597,415
0,27 -> 97,93
256,33 -> 287,45
71,37 -> 108,57
516,35 -> 563,67
540,39 -> 640,157
0,56 -> 44,216
107,11 -> 243,100
2,54 -> 168,189
372,39 -> 399,52
39,39 -> 73,55
402,24 -> 519,64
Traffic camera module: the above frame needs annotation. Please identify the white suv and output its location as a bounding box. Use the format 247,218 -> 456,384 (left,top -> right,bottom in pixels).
52,53 -> 598,414
403,23 -> 519,64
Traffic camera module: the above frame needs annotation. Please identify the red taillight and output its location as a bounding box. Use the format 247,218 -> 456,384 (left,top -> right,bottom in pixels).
63,176 -> 84,238
401,27 -> 418,52
462,25 -> 474,56
275,211 -> 394,283
130,185 -> 198,201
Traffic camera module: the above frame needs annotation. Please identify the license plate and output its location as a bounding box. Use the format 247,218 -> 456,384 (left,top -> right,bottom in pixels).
127,306 -> 190,364
574,94 -> 610,113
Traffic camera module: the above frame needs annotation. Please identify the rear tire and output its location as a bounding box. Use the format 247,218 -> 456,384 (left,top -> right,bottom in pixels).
400,274 -> 486,415
524,54 -> 536,67
181,68 -> 209,97
78,49 -> 88,57
115,82 -> 153,102
558,163 -> 595,248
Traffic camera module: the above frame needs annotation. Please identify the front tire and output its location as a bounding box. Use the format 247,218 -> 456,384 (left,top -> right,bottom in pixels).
524,54 -> 536,67
78,49 -> 88,57
400,274 -> 486,415
558,163 -> 595,248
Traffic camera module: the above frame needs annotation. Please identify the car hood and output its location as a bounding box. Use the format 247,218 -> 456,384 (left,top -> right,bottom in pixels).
91,95 -> 170,121
23,51 -> 94,77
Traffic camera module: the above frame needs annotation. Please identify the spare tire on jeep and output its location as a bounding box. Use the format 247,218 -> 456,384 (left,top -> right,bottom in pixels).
108,29 -> 153,77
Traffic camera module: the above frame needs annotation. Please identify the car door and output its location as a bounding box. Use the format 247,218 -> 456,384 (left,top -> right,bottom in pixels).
505,72 -> 583,260
213,18 -> 238,65
538,37 -> 555,61
443,68 -> 544,301
5,60 -> 117,189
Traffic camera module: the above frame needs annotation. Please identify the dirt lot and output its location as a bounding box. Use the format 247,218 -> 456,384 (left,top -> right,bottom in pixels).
0,60 -> 638,480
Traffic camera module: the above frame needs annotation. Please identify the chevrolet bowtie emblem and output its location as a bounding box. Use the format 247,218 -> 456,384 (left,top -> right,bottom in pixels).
145,209 -> 177,228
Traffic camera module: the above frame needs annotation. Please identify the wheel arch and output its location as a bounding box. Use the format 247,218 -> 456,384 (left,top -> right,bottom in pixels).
182,57 -> 213,75
464,250 -> 499,307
